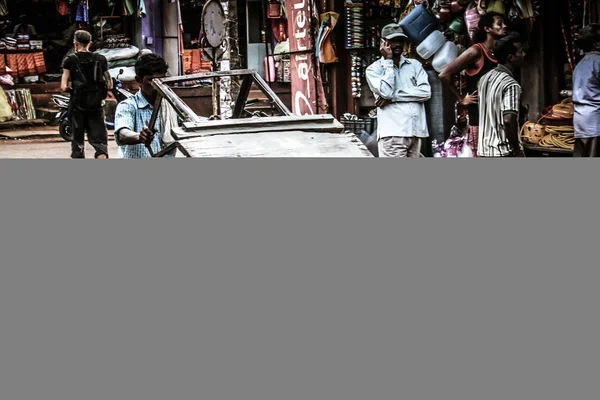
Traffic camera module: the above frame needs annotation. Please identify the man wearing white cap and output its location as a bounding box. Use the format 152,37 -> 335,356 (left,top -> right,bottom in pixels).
366,23 -> 431,158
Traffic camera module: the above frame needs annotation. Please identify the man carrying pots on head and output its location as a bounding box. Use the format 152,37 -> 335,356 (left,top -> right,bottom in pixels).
365,23 -> 431,158
439,12 -> 507,156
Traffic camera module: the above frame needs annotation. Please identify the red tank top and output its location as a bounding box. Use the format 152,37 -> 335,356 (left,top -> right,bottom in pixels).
465,43 -> 498,126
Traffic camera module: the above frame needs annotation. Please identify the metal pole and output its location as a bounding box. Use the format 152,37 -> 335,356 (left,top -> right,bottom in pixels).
261,0 -> 274,88
309,0 -> 319,114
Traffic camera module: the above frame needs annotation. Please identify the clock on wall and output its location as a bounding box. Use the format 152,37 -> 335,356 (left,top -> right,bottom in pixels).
201,0 -> 226,49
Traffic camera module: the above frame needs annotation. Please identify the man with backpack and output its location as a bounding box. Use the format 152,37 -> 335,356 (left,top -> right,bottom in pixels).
60,30 -> 112,158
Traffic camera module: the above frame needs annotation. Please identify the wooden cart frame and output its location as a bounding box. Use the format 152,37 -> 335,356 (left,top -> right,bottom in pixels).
147,69 -> 355,158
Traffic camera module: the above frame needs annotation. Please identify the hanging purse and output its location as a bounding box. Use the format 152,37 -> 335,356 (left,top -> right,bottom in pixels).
465,1 -> 481,39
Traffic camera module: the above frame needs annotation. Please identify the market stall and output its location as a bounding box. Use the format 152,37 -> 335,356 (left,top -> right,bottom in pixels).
0,0 -> 142,125
338,1 -> 541,145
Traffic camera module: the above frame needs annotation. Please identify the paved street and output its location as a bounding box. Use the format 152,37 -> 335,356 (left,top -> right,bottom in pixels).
0,137 -> 120,159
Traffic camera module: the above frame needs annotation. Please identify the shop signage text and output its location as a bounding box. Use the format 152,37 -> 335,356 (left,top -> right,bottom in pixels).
286,0 -> 315,115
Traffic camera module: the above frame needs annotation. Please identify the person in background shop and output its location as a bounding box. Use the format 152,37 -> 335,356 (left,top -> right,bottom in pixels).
477,33 -> 526,158
61,30 -> 112,159
365,23 -> 431,158
113,53 -> 171,158
0,18 -> 10,37
438,12 -> 507,156
572,24 -> 600,157
13,14 -> 37,38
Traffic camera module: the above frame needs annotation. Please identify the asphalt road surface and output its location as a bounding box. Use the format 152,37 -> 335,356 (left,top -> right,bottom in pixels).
0,138 -> 120,159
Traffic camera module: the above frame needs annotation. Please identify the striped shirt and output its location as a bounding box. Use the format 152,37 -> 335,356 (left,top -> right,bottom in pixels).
477,64 -> 523,157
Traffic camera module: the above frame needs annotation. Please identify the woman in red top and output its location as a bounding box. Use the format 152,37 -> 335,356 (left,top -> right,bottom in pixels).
439,12 -> 507,156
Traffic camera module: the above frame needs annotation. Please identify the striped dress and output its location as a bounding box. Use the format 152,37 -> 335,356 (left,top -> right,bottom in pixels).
477,65 -> 522,157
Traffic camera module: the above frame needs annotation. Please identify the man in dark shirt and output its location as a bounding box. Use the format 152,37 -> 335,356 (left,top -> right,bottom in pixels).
61,30 -> 112,158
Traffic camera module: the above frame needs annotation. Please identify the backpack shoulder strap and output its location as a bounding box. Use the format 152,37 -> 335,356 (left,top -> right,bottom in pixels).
69,53 -> 88,85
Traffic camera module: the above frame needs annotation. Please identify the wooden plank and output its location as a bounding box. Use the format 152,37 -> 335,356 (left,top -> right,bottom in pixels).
159,69 -> 258,84
182,113 -> 340,129
177,114 -> 344,139
232,75 -> 253,118
154,70 -> 292,117
175,131 -> 373,157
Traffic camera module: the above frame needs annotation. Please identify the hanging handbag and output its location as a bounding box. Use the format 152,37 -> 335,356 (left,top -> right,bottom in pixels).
465,1 -> 481,39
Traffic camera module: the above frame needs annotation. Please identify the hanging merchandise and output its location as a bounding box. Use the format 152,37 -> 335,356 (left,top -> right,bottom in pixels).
270,19 -> 287,43
0,0 -> 8,17
482,0 -> 504,14
267,0 -> 282,19
5,89 -> 36,121
0,87 -> 13,123
350,53 -> 362,98
345,3 -> 364,49
57,0 -> 69,16
416,30 -> 446,60
398,3 -> 439,46
139,0 -> 147,17
316,12 -> 339,64
449,16 -> 466,35
123,0 -> 135,16
465,1 -> 482,40
438,1 -> 453,22
432,41 -> 458,73
76,0 -> 89,23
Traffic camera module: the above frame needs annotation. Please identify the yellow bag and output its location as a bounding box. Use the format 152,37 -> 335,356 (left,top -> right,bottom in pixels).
485,0 -> 505,14
0,87 -> 13,123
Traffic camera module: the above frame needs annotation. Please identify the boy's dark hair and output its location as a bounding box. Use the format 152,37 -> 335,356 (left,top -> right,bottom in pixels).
576,24 -> 600,52
74,30 -> 92,46
473,12 -> 504,44
135,53 -> 169,79
494,33 -> 522,64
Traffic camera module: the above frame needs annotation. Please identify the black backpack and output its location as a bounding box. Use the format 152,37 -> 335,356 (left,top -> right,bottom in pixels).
69,53 -> 108,112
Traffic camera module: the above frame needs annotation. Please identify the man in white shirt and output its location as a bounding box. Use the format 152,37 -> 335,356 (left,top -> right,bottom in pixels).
366,23 -> 432,158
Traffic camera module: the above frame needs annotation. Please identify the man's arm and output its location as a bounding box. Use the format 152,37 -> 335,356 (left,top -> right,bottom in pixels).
438,46 -> 481,104
100,56 -> 113,90
60,69 -> 70,92
365,60 -> 396,101
114,101 -> 154,146
502,84 -> 525,157
104,70 -> 113,90
393,63 -> 431,102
